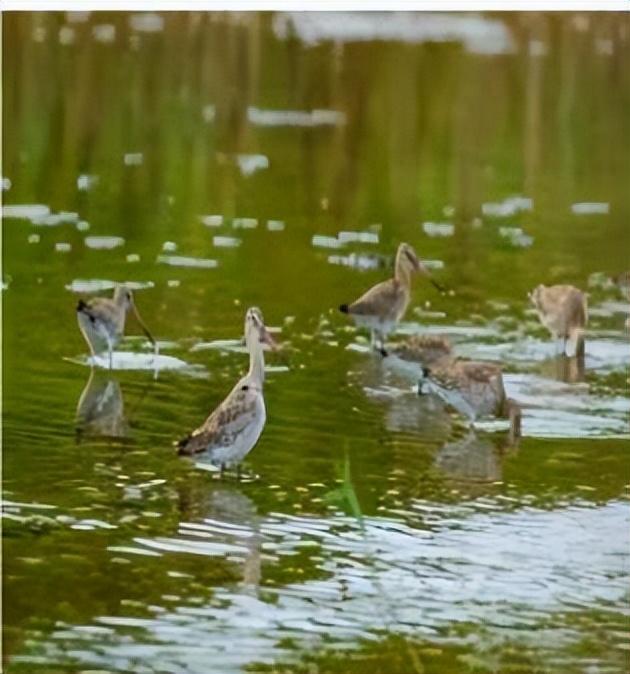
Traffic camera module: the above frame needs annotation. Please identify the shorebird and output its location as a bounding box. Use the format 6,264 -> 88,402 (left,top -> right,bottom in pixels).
76,285 -> 157,368
177,307 -> 277,475
528,284 -> 587,357
391,334 -> 454,368
399,335 -> 521,437
339,242 -> 444,356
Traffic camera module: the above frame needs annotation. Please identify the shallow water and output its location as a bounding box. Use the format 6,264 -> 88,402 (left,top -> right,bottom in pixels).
3,11 -> 630,674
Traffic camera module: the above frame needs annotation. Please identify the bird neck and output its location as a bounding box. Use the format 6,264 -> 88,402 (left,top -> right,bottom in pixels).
247,340 -> 265,386
394,256 -> 412,288
113,287 -> 128,308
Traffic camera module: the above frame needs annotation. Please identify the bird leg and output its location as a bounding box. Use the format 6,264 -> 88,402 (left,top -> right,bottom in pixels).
236,464 -> 242,482
106,337 -> 114,370
375,331 -> 388,357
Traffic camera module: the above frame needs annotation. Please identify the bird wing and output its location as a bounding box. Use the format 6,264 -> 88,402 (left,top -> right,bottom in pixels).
78,297 -> 120,328
177,381 -> 260,456
347,279 -> 402,317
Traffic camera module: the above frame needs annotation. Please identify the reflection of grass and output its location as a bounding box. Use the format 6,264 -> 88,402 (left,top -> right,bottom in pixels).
323,452 -> 425,674
323,451 -> 364,531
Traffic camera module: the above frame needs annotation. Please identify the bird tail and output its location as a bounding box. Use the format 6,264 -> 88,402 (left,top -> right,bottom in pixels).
339,304 -> 349,314
175,435 -> 192,455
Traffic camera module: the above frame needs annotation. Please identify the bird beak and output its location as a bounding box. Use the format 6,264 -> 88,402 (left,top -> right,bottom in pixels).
416,259 -> 446,293
131,301 -> 156,347
259,325 -> 278,351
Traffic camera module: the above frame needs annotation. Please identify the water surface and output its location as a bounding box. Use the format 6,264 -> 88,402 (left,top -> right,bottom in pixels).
3,11 -> 630,674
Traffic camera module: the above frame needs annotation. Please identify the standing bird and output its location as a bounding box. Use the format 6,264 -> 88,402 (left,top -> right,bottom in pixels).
177,307 -> 277,475
339,242 -> 444,356
528,284 -> 588,357
76,285 -> 157,368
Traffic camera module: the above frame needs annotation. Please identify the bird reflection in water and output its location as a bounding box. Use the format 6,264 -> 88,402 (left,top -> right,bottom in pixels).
540,352 -> 585,384
176,481 -> 262,592
75,370 -> 153,442
434,427 -> 519,493
76,369 -> 129,441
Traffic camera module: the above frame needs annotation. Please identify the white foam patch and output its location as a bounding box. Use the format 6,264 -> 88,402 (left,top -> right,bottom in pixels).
498,226 -> 534,247
328,253 -> 382,270
273,12 -> 515,55
312,234 -> 343,249
247,106 -> 346,127
200,215 -> 223,227
482,195 -> 533,217
92,24 -> 116,43
77,174 -> 98,191
129,13 -> 164,32
67,351 -> 202,374
156,255 -> 218,269
571,202 -> 609,215
213,236 -> 241,248
236,154 -> 269,177
337,231 -> 379,244
3,205 -> 50,220
65,279 -> 154,293
84,236 -> 124,250
423,222 -> 454,237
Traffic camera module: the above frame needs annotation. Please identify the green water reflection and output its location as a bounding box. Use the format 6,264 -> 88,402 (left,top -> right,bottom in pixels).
3,11 -> 630,674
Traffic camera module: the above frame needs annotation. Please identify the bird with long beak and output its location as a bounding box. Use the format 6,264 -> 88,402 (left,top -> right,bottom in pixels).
339,242 -> 444,356
76,284 -> 157,369
177,307 -> 277,475
394,334 -> 521,438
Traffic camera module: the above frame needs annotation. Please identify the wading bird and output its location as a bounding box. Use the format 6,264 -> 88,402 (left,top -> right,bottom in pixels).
76,285 -> 157,368
176,307 -> 277,476
339,242 -> 444,356
395,334 -> 521,437
528,284 -> 587,357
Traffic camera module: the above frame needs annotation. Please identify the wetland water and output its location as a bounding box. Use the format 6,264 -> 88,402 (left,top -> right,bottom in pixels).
3,11 -> 630,674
